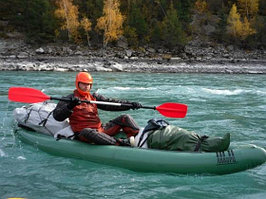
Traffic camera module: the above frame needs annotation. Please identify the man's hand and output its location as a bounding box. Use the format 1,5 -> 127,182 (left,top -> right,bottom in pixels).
67,97 -> 81,109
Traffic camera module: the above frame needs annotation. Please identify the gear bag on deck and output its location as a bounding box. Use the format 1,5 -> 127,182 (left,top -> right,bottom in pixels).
143,119 -> 230,152
13,102 -> 74,139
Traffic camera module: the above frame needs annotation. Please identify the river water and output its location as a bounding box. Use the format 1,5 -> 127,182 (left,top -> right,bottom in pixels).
0,71 -> 265,198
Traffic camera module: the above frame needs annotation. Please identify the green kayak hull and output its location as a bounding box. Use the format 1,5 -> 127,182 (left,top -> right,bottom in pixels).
16,129 -> 266,175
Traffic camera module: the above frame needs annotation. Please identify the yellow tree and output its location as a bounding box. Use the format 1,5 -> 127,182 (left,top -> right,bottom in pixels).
227,4 -> 242,38
96,0 -> 124,47
240,16 -> 256,40
237,0 -> 258,39
80,17 -> 92,46
227,4 -> 256,40
237,0 -> 259,19
194,0 -> 208,14
55,0 -> 80,42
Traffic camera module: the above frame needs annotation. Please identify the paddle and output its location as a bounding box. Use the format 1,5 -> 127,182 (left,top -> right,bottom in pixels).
8,87 -> 188,118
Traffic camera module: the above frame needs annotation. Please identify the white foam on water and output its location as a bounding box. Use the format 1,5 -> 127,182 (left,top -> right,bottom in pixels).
202,88 -> 244,95
0,148 -> 6,157
256,90 -> 266,96
113,87 -> 155,91
97,87 -> 155,93
17,156 -> 26,160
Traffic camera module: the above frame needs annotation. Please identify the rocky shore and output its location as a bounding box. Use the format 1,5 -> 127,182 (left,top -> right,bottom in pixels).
1,38 -> 266,74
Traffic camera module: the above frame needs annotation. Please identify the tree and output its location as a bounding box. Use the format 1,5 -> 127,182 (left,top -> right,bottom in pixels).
74,0 -> 103,45
215,8 -> 228,43
0,0 -> 56,42
227,4 -> 256,40
160,1 -> 186,49
236,0 -> 258,41
240,16 -> 256,40
54,0 -> 80,42
237,0 -> 259,19
194,0 -> 208,14
227,4 -> 242,38
175,0 -> 194,25
96,0 -> 124,47
127,3 -> 148,43
123,25 -> 138,47
80,17 -> 92,46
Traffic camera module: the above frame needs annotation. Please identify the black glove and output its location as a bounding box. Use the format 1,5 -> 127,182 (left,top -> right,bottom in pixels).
130,102 -> 142,110
67,96 -> 81,110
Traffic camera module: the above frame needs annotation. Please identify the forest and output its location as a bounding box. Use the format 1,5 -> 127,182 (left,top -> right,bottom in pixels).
0,0 -> 265,50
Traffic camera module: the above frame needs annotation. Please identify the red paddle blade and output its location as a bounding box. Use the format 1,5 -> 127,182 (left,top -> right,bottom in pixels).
156,102 -> 188,118
8,87 -> 50,103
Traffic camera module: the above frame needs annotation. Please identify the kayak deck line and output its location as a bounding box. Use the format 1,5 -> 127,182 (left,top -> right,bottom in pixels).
15,129 -> 266,175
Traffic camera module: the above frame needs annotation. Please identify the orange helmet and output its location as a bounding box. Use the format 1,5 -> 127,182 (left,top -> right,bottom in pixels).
75,72 -> 93,95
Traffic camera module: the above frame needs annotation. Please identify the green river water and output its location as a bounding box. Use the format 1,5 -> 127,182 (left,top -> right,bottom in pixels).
0,71 -> 265,199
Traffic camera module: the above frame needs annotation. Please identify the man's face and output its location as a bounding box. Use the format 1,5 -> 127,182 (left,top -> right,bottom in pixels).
79,82 -> 92,92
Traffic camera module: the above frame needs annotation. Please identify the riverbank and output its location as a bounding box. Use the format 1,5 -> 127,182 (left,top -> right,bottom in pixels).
1,38 -> 266,74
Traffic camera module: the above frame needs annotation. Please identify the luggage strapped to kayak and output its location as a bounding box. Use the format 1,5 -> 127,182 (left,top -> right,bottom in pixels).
24,103 -> 54,136
137,118 -> 169,147
13,102 -> 70,137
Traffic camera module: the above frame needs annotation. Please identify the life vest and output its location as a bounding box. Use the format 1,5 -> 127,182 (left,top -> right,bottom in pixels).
69,90 -> 103,132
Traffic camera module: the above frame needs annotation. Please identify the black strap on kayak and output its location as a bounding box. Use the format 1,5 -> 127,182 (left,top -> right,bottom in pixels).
138,132 -> 153,148
24,107 -> 33,124
39,111 -> 53,127
194,135 -> 209,152
138,118 -> 169,147
18,123 -> 35,131
56,134 -> 76,141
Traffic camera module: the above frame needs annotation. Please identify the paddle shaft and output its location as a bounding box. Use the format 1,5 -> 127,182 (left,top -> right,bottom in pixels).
50,96 -> 156,109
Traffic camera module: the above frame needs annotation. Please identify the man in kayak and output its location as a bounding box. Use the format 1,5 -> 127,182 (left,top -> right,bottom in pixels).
53,72 -> 141,146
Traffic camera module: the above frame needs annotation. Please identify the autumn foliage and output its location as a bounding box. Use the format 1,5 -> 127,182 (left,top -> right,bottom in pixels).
80,17 -> 92,46
55,0 -> 80,42
1,0 -> 265,48
96,0 -> 124,46
237,0 -> 259,19
194,0 -> 208,14
227,4 -> 256,40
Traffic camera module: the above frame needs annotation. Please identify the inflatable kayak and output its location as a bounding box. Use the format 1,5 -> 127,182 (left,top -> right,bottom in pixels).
15,128 -> 266,175
12,102 -> 266,175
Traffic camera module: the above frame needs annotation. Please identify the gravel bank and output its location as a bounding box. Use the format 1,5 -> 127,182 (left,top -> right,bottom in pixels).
1,39 -> 265,74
